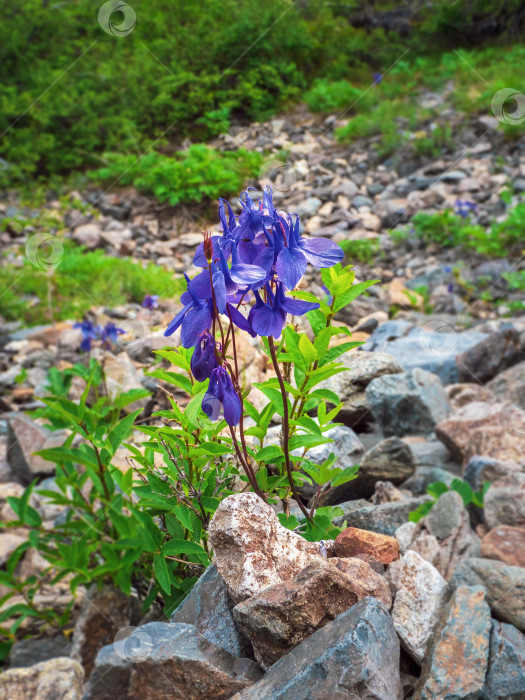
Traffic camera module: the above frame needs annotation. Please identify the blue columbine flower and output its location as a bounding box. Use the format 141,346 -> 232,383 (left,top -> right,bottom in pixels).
202,367 -> 241,426
74,320 -> 99,352
142,294 -> 159,310
100,322 -> 125,348
455,199 -> 477,218
191,331 -> 219,382
249,282 -> 320,338
373,73 -> 383,85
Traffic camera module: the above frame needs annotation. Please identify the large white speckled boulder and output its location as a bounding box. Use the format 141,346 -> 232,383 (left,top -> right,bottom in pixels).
208,493 -> 323,603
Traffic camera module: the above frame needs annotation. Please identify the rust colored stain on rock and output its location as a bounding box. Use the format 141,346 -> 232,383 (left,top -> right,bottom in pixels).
334,526 -> 400,565
481,525 -> 525,567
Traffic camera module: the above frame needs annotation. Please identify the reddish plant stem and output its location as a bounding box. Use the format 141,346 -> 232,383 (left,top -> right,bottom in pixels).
268,336 -> 312,522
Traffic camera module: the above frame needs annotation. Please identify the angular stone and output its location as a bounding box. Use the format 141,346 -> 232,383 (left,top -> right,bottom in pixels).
487,360 -> 525,407
0,657 -> 84,700
208,493 -> 323,603
333,495 -> 432,535
171,564 -> 252,658
456,328 -> 525,384
436,401 -> 525,466
414,585 -> 491,700
395,521 -> 418,554
232,557 -> 391,667
9,633 -> 72,668
366,368 -> 450,437
392,550 -> 448,663
319,351 -> 403,427
70,584 -> 140,678
450,558 -> 525,632
6,413 -> 54,483
482,621 -> 525,700
231,598 -> 402,700
321,437 -> 415,505
447,382 -> 495,410
84,622 -> 262,700
484,472 -> 525,529
334,526 -> 399,565
481,526 -> 525,567
425,490 -> 464,540
73,223 -> 102,249
463,455 -> 521,491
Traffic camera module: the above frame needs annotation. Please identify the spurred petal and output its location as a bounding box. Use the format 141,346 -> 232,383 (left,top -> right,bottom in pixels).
230,263 -> 267,285
222,385 -> 241,426
212,269 -> 227,314
299,237 -> 344,268
188,270 -> 212,301
281,296 -> 320,315
164,301 -> 193,337
251,305 -> 286,338
227,302 -> 256,337
181,303 -> 212,348
276,247 -> 307,290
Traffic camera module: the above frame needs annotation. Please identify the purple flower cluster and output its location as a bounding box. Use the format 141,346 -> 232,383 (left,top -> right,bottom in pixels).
455,199 -> 477,218
142,294 -> 159,310
164,187 -> 342,347
163,187 -> 343,426
74,320 -> 124,352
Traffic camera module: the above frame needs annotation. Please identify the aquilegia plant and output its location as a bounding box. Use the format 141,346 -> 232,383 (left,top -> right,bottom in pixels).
156,186 -> 376,530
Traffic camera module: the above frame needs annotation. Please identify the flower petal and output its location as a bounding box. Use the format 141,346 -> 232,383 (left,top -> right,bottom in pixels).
230,263 -> 267,285
212,270 -> 227,313
299,238 -> 344,268
181,303 -> 212,348
281,297 -> 320,315
251,305 -> 286,338
193,236 -> 221,267
276,247 -> 307,290
222,385 -> 241,426
164,301 -> 193,337
227,302 -> 256,337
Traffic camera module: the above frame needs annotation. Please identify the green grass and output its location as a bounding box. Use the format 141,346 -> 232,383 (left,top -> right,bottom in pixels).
91,145 -> 265,206
395,203 -> 525,258
0,241 -> 183,326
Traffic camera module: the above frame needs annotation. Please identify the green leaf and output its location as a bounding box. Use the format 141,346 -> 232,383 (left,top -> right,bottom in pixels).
155,348 -> 191,372
172,505 -> 194,532
277,513 -> 300,530
35,446 -> 98,468
107,409 -> 142,456
331,465 -> 359,488
298,334 -> 318,365
408,501 -> 434,523
333,280 -> 378,313
192,442 -> 232,456
450,478 -> 473,506
154,553 -> 171,595
288,434 -> 332,452
162,540 -> 208,556
255,445 -> 284,462
306,308 -> 328,336
147,369 -> 193,394
319,341 -> 364,366
426,481 -> 449,500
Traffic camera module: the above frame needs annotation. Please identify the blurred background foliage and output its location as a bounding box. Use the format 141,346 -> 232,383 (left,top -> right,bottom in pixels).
1,0 -> 524,188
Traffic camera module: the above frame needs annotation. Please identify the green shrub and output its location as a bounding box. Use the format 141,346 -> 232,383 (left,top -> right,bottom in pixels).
91,146 -> 265,206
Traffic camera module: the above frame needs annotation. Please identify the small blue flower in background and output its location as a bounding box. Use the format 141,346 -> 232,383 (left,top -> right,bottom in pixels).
74,320 -> 99,352
100,322 -> 125,349
142,294 -> 159,310
373,73 -> 383,85
455,199 -> 477,218
191,331 -> 219,382
202,367 -> 241,426
443,265 -> 452,273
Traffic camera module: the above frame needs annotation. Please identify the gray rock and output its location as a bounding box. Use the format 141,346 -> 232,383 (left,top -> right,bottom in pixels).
321,437 -> 415,505
366,368 -> 451,437
9,633 -> 72,668
484,472 -> 525,529
425,490 -> 464,541
456,328 -> 525,384
487,359 -> 525,407
319,351 -> 402,428
363,324 -> 487,384
482,621 -> 525,700
414,585 -> 491,700
463,455 -> 521,492
352,194 -> 374,208
450,558 -> 525,632
171,565 -> 252,658
6,413 -> 56,484
0,657 -> 84,700
84,622 -> 262,700
295,197 -> 322,218
232,597 -> 402,700
333,495 -> 431,535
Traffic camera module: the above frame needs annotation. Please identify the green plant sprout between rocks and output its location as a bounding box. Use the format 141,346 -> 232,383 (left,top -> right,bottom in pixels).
0,188 -> 377,660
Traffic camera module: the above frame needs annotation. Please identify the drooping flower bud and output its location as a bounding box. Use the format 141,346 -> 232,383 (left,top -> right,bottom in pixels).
203,235 -> 214,263
190,331 -> 219,382
202,367 -> 241,426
